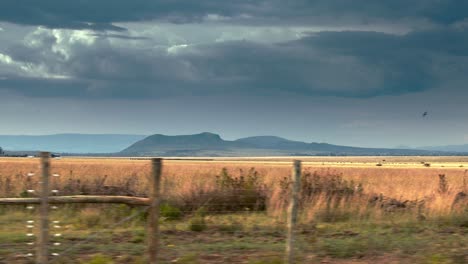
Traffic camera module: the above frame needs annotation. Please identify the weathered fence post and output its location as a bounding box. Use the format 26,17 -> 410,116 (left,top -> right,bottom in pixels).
285,160 -> 301,264
37,152 -> 50,264
148,158 -> 162,264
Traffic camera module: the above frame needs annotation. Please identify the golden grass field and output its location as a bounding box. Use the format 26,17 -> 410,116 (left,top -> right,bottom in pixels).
1,156 -> 467,217
0,156 -> 467,263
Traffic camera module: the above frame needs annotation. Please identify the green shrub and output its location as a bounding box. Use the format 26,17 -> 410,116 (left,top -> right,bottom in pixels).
179,167 -> 267,214
19,190 -> 31,198
176,253 -> 200,264
160,203 -> 182,220
212,167 -> 267,211
189,216 -> 207,232
81,254 -> 114,264
194,206 -> 208,217
425,254 -> 451,264
130,230 -> 145,243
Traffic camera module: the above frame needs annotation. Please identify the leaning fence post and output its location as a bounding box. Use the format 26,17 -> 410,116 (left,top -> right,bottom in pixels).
37,152 -> 50,264
148,158 -> 162,264
285,160 -> 301,264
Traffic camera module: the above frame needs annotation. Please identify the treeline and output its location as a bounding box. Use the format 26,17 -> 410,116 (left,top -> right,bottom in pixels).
0,147 -> 42,157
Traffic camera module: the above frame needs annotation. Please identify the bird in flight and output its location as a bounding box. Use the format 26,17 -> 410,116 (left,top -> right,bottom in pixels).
422,111 -> 428,117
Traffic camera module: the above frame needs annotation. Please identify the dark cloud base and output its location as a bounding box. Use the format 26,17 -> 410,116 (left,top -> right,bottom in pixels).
2,26 -> 468,99
1,0 -> 467,30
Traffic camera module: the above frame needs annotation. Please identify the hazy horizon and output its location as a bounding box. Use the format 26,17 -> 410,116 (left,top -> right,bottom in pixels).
0,131 -> 465,150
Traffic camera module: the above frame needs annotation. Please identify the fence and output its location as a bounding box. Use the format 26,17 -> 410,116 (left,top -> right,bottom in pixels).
0,152 -> 303,264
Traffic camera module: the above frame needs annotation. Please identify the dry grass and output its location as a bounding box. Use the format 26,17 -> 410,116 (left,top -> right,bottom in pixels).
0,157 -> 467,221
0,157 -> 467,263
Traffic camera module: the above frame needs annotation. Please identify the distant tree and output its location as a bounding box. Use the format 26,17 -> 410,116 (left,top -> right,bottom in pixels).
0,147 -> 4,156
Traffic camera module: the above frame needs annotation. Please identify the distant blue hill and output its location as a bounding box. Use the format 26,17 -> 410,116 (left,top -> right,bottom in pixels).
0,134 -> 146,153
420,144 -> 468,153
1,132 -> 461,156
121,132 -> 449,156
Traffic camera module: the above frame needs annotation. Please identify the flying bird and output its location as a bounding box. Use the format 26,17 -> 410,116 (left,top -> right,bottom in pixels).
422,111 -> 428,117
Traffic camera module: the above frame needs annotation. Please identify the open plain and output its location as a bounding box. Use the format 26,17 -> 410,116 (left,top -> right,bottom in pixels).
0,156 -> 467,263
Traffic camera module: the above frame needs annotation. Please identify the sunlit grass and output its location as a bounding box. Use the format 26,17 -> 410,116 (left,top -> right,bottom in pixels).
0,157 -> 467,263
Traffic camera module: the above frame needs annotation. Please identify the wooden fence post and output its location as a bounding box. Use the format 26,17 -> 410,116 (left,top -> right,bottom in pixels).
148,158 -> 162,264
285,160 -> 301,264
37,152 -> 50,264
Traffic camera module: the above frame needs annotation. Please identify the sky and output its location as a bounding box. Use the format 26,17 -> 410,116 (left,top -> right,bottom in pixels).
0,1 -> 467,148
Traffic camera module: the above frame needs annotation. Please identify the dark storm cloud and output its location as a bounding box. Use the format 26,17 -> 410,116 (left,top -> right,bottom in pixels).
280,0 -> 468,25
0,76 -> 88,97
0,0 -> 254,30
1,1 -> 467,30
1,27 -> 468,99
305,29 -> 468,57
178,28 -> 468,97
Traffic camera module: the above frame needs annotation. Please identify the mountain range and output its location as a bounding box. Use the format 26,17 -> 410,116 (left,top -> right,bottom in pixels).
120,132 -> 455,156
0,132 -> 466,156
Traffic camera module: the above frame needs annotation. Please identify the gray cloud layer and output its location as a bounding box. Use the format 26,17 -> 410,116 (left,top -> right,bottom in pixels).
0,1 -> 467,100
1,25 -> 467,99
1,0 -> 468,30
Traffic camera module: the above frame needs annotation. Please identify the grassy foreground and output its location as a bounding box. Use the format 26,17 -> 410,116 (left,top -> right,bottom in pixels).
0,157 -> 467,263
0,205 -> 466,264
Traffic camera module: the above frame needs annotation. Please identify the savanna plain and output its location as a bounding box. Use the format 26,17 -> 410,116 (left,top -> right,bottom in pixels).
0,156 -> 467,264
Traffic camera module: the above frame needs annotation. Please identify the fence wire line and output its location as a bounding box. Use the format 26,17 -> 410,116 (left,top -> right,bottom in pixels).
50,205 -> 149,263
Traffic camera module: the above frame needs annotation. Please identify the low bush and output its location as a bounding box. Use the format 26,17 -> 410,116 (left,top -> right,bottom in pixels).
81,254 -> 114,264
180,168 -> 267,213
160,203 -> 182,220
188,216 -> 207,232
